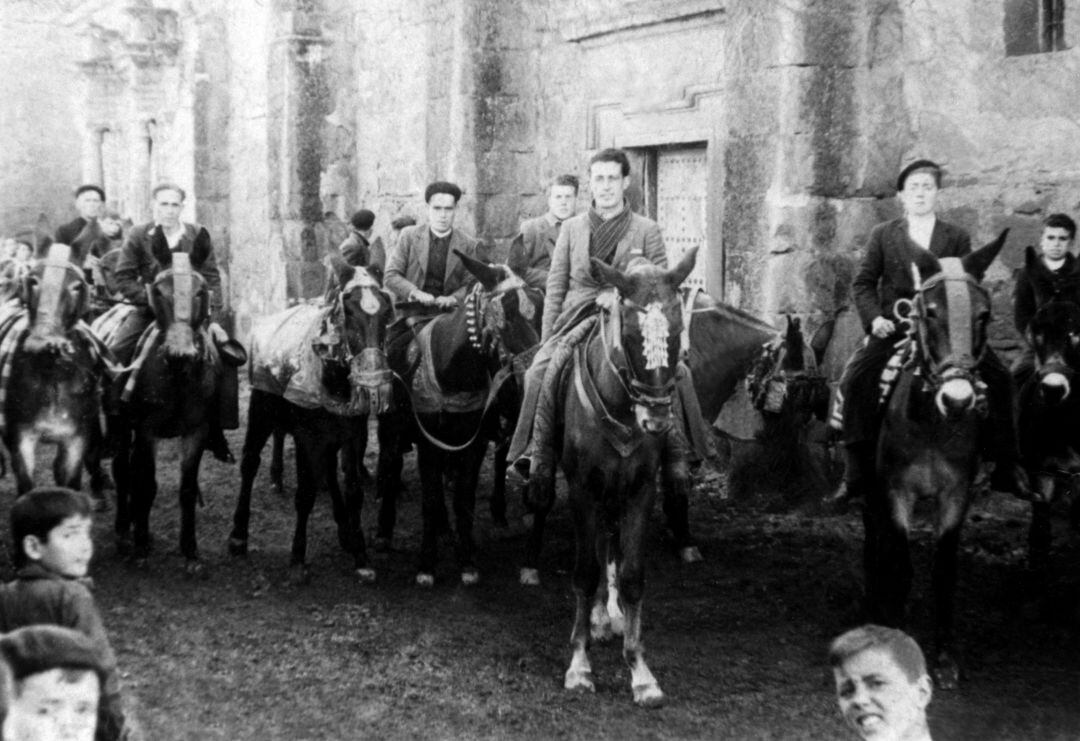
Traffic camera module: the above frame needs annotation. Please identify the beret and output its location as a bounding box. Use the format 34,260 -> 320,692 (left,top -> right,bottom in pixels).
0,626 -> 105,681
424,181 -> 462,204
896,159 -> 942,191
350,209 -> 375,231
74,184 -> 105,200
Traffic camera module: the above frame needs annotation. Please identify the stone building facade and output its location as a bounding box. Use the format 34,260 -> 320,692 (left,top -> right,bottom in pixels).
6,0 -> 1080,349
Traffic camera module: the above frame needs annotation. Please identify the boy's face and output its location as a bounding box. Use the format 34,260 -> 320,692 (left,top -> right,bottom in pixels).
899,171 -> 939,218
74,191 -> 102,221
100,218 -> 121,239
1040,226 -> 1073,261
427,193 -> 457,234
27,515 -> 93,579
4,668 -> 100,741
548,184 -> 577,221
152,188 -> 184,229
833,647 -> 931,741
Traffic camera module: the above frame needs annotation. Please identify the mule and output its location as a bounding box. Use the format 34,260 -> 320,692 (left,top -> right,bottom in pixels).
1016,246 -> 1080,572
378,250 -> 540,587
110,253 -> 222,576
227,260 -> 395,583
863,232 -> 1006,689
1,244 -> 108,499
549,248 -> 697,708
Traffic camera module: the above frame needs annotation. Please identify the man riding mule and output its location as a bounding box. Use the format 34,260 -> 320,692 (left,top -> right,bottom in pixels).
108,182 -> 237,464
836,159 -> 1029,503
508,148 -> 712,514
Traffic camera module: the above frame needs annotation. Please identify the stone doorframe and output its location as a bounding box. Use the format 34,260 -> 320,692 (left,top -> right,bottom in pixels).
586,83 -> 726,296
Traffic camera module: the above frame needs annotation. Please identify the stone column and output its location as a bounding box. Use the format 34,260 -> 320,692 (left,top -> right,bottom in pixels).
269,1 -> 332,302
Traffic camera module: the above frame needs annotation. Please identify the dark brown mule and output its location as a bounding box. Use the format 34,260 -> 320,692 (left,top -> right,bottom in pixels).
552,248 -> 697,708
865,232 -> 1006,689
1016,246 -> 1080,572
377,250 -> 540,587
228,260 -> 395,583
1,244 -> 107,499
110,253 -> 222,576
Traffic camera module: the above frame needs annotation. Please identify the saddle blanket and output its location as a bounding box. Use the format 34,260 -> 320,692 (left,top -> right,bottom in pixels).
249,304 -> 368,416
408,320 -> 486,415
828,337 -> 912,431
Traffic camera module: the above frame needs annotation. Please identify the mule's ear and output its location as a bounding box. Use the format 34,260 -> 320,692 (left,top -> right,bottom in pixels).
326,253 -> 355,287
913,250 -> 941,282
809,316 -> 836,369
668,246 -> 698,288
455,248 -> 503,290
507,234 -> 528,277
961,228 -> 1009,282
591,258 -> 634,295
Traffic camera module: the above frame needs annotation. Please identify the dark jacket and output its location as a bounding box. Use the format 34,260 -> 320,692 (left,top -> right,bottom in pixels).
384,225 -> 483,304
338,231 -> 386,284
852,217 -> 972,333
55,217 -> 111,263
515,213 -> 561,291
114,222 -> 223,313
0,563 -> 126,741
1014,252 -> 1079,335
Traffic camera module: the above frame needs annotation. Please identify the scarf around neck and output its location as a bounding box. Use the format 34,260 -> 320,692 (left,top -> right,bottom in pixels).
588,204 -> 632,268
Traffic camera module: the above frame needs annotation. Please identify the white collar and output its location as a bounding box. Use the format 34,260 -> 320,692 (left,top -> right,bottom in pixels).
430,228 -> 452,239
1044,255 -> 1067,271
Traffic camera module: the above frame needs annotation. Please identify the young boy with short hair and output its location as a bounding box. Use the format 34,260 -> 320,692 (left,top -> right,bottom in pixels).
829,624 -> 933,741
0,624 -> 106,741
0,487 -> 128,741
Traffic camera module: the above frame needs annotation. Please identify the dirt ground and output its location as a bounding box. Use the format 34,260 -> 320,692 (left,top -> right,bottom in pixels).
2,406 -> 1079,740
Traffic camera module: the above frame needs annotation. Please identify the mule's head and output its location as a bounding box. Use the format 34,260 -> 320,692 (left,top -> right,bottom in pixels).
317,256 -> 395,413
592,248 -> 698,435
910,230 -> 1006,419
1024,246 -> 1080,404
455,248 -> 542,361
148,252 -> 210,361
21,244 -> 89,357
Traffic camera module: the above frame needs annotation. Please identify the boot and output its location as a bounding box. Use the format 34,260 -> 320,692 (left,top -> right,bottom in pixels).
829,441 -> 874,506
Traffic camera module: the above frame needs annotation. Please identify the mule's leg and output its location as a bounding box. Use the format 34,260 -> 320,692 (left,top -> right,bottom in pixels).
661,449 -> 701,563
861,484 -> 889,623
179,429 -> 208,578
269,427 -> 286,497
374,411 -> 404,551
566,489 -> 600,693
490,435 -> 509,528
341,427 -> 374,583
931,483 -> 972,690
879,488 -> 915,627
84,420 -> 110,509
1028,474 -> 1055,572
416,442 -> 445,587
289,436 -> 318,584
54,437 -> 86,492
454,444 -> 483,586
620,479 -> 664,708
228,391 -> 277,556
11,430 -> 39,496
111,422 -> 133,554
590,531 -> 615,641
521,500 -> 550,586
130,431 -> 158,564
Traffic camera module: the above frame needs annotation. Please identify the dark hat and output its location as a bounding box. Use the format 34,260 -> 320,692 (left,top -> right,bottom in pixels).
74,184 -> 105,200
424,181 -> 463,204
12,229 -> 51,252
350,209 -> 376,231
391,215 -> 417,231
0,626 -> 106,682
896,159 -> 942,191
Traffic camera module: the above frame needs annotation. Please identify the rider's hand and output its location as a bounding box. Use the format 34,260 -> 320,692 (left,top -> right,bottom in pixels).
871,315 -> 896,339
595,289 -> 618,312
434,295 -> 459,310
409,290 -> 436,305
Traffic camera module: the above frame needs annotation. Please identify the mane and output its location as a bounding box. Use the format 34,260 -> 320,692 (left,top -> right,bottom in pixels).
691,290 -> 776,334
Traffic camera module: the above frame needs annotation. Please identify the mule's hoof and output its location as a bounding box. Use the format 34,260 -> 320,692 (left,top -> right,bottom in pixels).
227,537 -> 248,557
679,546 -> 703,564
416,572 -> 435,588
461,569 -> 480,587
632,683 -> 665,708
372,536 -> 392,554
184,560 -> 207,580
519,567 -> 541,587
564,669 -> 595,692
290,564 -> 311,586
355,567 -> 376,584
933,656 -> 960,691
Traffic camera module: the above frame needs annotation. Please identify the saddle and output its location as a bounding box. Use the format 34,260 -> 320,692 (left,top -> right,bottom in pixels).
404,321 -> 486,415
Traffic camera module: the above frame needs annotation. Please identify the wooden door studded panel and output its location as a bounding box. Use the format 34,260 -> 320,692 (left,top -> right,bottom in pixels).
656,147 -> 708,291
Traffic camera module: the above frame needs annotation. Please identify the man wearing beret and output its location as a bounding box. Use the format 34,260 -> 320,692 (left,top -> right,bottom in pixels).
338,209 -> 387,283
839,159 -> 1028,500
55,185 -> 111,264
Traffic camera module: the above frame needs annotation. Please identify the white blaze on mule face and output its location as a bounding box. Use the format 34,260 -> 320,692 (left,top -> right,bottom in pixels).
641,302 -> 669,370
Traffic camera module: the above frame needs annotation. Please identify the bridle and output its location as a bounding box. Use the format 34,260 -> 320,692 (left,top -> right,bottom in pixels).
322,267 -> 393,397
464,269 -> 539,367
896,257 -> 989,394
600,292 -> 682,410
